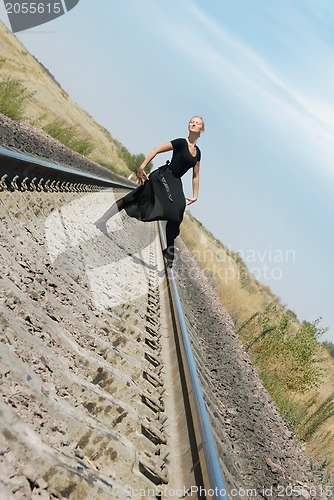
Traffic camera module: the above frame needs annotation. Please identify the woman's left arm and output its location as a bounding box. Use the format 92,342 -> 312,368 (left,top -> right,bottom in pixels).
186,161 -> 200,205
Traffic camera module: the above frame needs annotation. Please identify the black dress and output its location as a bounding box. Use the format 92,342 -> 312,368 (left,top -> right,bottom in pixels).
123,138 -> 201,225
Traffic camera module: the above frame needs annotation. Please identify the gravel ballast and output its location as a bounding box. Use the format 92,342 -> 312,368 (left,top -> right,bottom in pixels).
0,114 -> 324,499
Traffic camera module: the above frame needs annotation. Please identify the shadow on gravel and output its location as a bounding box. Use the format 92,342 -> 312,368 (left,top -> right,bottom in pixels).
44,191 -> 160,309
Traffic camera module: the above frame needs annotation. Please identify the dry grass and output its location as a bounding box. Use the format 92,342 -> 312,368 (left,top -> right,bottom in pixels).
300,351 -> 334,466
180,212 -> 275,326
181,212 -> 334,475
0,21 -> 130,177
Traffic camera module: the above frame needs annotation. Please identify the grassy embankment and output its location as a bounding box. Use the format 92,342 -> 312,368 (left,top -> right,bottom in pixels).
0,21 -> 148,178
181,212 -> 334,484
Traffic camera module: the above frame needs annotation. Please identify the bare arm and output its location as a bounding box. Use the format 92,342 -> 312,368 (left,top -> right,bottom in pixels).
137,142 -> 173,184
186,161 -> 200,205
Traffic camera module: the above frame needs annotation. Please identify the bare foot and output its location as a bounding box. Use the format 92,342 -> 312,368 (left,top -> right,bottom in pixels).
94,220 -> 108,236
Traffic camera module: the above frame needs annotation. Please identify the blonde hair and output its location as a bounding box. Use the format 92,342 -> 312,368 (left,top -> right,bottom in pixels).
190,115 -> 205,132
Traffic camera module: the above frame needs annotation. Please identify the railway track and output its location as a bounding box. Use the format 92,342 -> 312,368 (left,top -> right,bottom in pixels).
0,148 -> 228,499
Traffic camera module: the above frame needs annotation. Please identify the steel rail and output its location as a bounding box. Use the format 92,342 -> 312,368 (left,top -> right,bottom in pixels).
159,222 -> 228,500
0,147 -> 134,189
0,147 -> 228,497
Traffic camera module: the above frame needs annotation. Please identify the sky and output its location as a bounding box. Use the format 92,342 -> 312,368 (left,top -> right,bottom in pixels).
1,0 -> 333,340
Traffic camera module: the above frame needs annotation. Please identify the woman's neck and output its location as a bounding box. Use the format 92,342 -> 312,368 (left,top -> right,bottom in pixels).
187,132 -> 200,144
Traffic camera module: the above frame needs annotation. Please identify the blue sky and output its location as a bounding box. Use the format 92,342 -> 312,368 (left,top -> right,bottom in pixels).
1,0 -> 333,340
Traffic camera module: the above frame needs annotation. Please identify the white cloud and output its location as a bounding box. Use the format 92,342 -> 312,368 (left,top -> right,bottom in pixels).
156,1 -> 334,179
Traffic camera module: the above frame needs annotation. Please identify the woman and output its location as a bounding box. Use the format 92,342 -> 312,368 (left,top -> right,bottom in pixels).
95,116 -> 204,268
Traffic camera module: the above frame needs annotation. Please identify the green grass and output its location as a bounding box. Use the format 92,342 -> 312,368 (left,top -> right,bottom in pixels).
0,77 -> 33,120
42,119 -> 94,156
114,139 -> 152,174
260,370 -> 316,430
298,393 -> 334,441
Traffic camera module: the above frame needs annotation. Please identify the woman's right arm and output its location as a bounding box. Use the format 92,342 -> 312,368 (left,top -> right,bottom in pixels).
137,142 -> 173,184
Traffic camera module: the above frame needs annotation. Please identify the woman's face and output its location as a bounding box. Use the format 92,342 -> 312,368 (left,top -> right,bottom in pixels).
189,117 -> 204,134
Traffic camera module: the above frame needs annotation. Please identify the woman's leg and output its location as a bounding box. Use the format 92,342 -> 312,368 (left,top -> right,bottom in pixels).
164,221 -> 180,267
94,197 -> 126,234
